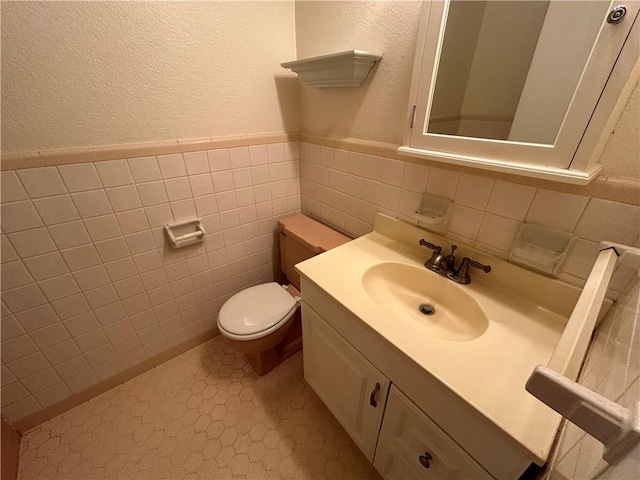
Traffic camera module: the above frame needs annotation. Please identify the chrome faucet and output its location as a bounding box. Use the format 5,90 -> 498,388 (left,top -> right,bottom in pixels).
419,239 -> 491,284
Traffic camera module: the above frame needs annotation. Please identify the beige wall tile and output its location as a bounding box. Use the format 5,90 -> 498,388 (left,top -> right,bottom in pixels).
157,154 -> 187,179
47,221 -> 91,250
105,185 -> 142,212
485,181 -> 536,221
33,195 -> 80,225
58,164 -> 102,193
29,324 -> 70,350
24,253 -> 69,281
1,261 -> 34,290
1,171 -> 28,202
71,190 -> 113,219
575,199 -> 640,245
128,157 -> 162,183
17,168 -> 66,198
2,284 -> 47,313
2,201 -> 43,233
95,160 -> 134,187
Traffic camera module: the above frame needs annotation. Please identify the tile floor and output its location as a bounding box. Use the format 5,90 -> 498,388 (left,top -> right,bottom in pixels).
17,337 -> 381,480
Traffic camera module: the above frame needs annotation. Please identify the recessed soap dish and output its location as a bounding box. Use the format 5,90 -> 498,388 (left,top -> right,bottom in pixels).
510,223 -> 575,275
414,193 -> 452,233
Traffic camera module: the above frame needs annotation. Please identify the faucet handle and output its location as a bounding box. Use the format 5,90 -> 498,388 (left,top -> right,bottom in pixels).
419,239 -> 438,250
447,257 -> 491,284
469,259 -> 491,273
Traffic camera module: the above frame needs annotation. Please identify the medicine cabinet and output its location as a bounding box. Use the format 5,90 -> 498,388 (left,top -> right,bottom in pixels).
399,0 -> 639,184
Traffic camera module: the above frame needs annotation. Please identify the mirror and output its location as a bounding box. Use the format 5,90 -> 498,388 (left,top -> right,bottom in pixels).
427,0 -> 610,145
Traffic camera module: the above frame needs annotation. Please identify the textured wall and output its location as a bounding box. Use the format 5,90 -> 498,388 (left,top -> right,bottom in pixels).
295,0 -> 422,144
598,81 -> 640,180
1,1 -> 298,152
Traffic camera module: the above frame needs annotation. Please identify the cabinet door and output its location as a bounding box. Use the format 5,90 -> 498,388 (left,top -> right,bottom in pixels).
302,304 -> 390,460
374,386 -> 493,480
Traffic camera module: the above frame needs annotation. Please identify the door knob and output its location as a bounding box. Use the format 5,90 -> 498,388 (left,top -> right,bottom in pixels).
418,451 -> 433,468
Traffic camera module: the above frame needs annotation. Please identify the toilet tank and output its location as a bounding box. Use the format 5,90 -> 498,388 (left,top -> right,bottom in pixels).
277,214 -> 350,290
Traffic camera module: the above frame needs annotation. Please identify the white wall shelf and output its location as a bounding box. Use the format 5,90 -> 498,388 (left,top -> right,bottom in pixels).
281,50 -> 382,88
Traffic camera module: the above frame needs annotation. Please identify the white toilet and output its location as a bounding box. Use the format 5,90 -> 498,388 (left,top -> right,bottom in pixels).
216,214 -> 349,375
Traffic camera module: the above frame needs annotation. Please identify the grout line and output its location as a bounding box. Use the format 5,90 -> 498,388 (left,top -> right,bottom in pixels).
571,196 -> 593,235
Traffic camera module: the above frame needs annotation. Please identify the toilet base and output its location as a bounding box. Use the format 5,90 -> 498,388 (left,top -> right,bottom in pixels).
221,307 -> 302,376
246,312 -> 302,375
218,284 -> 303,376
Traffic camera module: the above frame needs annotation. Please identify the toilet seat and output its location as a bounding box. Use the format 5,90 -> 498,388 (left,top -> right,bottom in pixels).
217,282 -> 297,341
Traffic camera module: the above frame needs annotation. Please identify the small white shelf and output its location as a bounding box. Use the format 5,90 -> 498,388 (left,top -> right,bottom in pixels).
281,50 -> 382,88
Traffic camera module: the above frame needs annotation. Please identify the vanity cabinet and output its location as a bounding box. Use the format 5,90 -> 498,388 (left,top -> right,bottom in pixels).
303,303 -> 493,478
374,386 -> 491,480
302,305 -> 389,460
300,278 -> 532,480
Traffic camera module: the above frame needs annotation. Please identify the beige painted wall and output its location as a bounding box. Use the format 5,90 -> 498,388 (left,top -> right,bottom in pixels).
3,0 -> 637,181
295,0 -> 422,144
599,80 -> 640,180
1,1 -> 298,153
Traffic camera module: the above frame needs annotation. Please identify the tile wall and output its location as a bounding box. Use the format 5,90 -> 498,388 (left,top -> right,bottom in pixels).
543,256 -> 639,479
298,142 -> 640,292
2,136 -> 638,430
0,142 -> 300,424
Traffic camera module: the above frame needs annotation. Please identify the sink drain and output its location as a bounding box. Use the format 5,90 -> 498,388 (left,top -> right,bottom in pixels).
419,304 -> 435,315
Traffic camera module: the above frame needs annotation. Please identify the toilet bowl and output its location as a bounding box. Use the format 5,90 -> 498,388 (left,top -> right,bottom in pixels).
216,214 -> 349,375
217,282 -> 299,351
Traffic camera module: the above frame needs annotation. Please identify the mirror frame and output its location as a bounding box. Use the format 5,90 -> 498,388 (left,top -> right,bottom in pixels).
399,0 -> 640,185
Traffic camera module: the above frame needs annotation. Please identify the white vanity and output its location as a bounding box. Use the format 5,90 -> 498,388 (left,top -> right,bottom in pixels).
295,214 -> 614,479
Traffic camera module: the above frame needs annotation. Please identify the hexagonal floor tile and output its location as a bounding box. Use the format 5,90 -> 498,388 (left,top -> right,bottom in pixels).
16,337 -> 380,480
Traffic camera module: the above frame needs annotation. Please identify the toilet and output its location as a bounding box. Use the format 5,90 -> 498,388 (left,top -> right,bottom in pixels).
217,214 -> 350,375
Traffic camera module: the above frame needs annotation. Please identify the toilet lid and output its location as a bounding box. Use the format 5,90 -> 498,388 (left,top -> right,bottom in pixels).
218,282 -> 296,336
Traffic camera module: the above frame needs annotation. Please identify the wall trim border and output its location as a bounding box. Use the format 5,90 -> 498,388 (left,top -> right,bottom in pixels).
299,132 -> 640,207
0,132 -> 299,171
12,329 -> 220,434
1,129 -> 636,206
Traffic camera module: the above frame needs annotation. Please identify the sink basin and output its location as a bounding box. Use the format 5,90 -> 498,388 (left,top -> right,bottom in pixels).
361,262 -> 488,341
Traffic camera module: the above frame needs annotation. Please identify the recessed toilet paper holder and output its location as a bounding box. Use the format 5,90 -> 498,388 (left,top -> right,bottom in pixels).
164,218 -> 205,249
